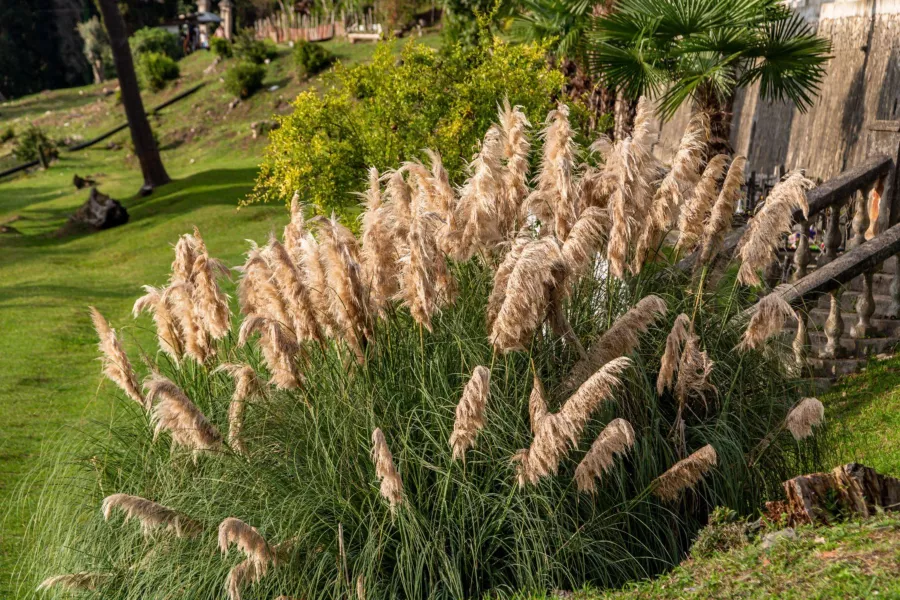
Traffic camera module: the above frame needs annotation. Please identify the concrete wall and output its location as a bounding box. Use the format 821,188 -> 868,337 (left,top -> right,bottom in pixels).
654,0 -> 900,181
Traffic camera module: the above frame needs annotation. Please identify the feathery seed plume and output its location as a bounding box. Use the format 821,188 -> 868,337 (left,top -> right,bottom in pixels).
239,316 -> 302,389
145,374 -> 222,455
574,418 -> 635,493
268,238 -> 324,343
37,573 -> 111,592
699,156 -> 746,266
457,126 -> 505,258
225,558 -> 264,600
164,283 -> 210,363
486,236 -> 530,330
170,233 -> 198,283
738,291 -> 797,351
736,171 -> 813,286
657,313 -> 691,396
498,99 -> 531,233
528,373 -> 549,434
90,307 -> 145,409
214,363 -> 263,455
371,428 -> 404,512
490,238 -> 569,353
785,397 -> 825,440
653,444 -> 717,501
397,209 -> 438,331
133,285 -> 184,361
191,252 -> 232,340
359,167 -> 399,315
218,517 -> 275,571
514,357 -> 632,486
525,104 -> 577,240
283,191 -> 307,264
562,207 -> 608,276
676,154 -> 729,253
449,366 -> 490,461
562,295 -> 667,394
674,333 -> 715,409
102,493 -> 201,538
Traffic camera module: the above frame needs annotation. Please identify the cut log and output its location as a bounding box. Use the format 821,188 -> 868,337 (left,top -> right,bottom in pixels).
782,463 -> 900,525
69,188 -> 129,231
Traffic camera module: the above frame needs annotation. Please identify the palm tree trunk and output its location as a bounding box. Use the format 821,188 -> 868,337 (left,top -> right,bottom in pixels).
96,0 -> 170,191
697,83 -> 735,156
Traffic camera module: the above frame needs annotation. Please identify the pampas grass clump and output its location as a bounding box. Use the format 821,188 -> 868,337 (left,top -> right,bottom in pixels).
23,100 -> 830,600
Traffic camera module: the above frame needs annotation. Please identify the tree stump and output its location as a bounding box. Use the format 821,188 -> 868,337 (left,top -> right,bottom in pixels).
783,463 -> 900,525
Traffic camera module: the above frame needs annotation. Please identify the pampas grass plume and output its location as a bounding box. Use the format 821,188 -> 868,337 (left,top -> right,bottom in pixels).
449,366 -> 490,461
574,418 -> 635,493
90,307 -> 145,409
653,444 -> 717,501
218,517 -> 275,570
371,428 -> 404,512
37,572 -> 110,592
738,291 -> 797,351
145,374 -> 222,455
785,397 -> 825,440
699,156 -> 746,266
657,313 -> 691,395
102,493 -> 201,538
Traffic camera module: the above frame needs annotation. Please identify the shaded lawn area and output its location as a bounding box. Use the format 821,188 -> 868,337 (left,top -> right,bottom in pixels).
0,148 -> 285,594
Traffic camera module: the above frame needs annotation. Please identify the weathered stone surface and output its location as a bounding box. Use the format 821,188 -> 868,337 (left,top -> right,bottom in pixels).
70,188 -> 129,230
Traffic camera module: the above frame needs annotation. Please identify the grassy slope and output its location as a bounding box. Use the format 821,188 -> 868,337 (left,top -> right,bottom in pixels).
0,35 -> 439,594
567,515 -> 900,600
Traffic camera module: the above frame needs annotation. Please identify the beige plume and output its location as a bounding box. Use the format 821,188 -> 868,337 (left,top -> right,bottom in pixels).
37,573 -> 111,592
657,313 -> 691,396
371,428 -> 404,512
133,285 -> 184,362
675,154 -> 729,253
191,252 -> 232,340
698,156 -> 746,266
674,333 -> 715,409
397,211 -> 438,331
90,307 -> 145,409
237,243 -> 293,332
360,167 -> 399,315
653,444 -> 717,501
268,238 -> 324,344
299,233 -> 339,338
225,558 -> 265,600
170,232 -> 198,283
145,374 -> 222,455
239,316 -> 302,389
457,126 -> 505,258
102,493 -> 201,538
449,366 -> 490,461
738,291 -> 797,351
633,113 -> 708,272
163,282 -> 210,363
562,207 -> 608,276
486,236 -> 530,331
214,363 -> 263,455
514,357 -> 631,486
283,191 -> 307,264
490,238 -> 569,353
525,104 -> 577,240
528,374 -> 549,435
498,99 -> 531,234
736,171 -> 813,286
562,295 -> 667,395
574,418 -> 636,493
785,397 -> 825,440
218,517 -> 275,571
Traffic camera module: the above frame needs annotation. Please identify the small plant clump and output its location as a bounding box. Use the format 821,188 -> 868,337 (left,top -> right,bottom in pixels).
233,29 -> 278,65
1,126 -> 15,143
130,27 -> 182,60
690,507 -> 748,559
13,125 -> 58,164
292,40 -> 334,78
210,36 -> 233,59
136,51 -> 181,92
26,99 -> 829,600
224,61 -> 266,99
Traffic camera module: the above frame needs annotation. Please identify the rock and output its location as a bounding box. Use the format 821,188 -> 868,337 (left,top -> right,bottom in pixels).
72,174 -> 96,189
228,98 -> 241,110
139,184 -> 154,197
106,141 -> 120,151
761,528 -> 796,549
268,84 -> 280,92
203,56 -> 222,75
69,188 -> 129,231
1,224 -> 21,235
250,120 -> 280,139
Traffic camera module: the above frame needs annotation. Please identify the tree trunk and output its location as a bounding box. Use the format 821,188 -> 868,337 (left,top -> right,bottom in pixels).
96,0 -> 170,191
614,93 -> 637,141
697,84 -> 735,157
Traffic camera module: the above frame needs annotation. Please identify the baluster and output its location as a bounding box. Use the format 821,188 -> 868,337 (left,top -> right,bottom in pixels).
792,219 -> 810,281
890,258 -> 900,319
849,188 -> 876,338
793,305 -> 810,373
822,288 -> 846,358
821,202 -> 843,265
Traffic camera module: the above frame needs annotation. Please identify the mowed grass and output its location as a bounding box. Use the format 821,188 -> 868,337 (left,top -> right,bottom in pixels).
0,35 -> 445,594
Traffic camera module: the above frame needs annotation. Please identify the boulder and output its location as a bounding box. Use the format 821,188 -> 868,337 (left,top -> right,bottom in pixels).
70,188 -> 129,230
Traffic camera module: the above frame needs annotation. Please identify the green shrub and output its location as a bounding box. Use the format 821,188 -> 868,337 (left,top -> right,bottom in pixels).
136,51 -> 180,92
292,40 -> 333,78
20,103 -> 830,598
224,61 -> 266,98
130,27 -> 182,60
1,126 -> 14,143
13,125 -> 58,163
249,36 -> 567,216
690,507 -> 749,559
210,36 -> 233,59
233,28 -> 278,64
